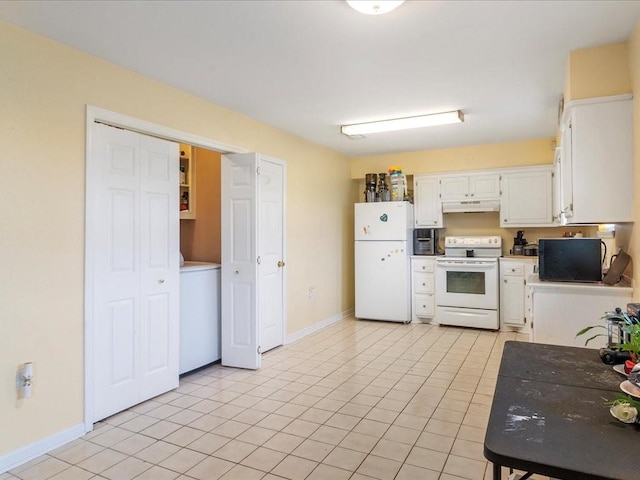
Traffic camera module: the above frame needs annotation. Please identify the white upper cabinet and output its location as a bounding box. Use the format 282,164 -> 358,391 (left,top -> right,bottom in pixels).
414,175 -> 444,228
500,167 -> 554,227
553,148 -> 562,225
439,175 -> 468,201
440,172 -> 500,202
559,94 -> 633,224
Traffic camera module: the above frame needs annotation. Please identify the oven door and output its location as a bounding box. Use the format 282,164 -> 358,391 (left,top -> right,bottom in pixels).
435,258 -> 498,310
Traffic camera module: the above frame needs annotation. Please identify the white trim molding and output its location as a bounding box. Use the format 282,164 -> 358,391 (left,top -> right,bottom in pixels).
285,309 -> 354,345
0,423 -> 85,474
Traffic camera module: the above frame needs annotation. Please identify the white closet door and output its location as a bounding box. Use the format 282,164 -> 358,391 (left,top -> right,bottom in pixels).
221,153 -> 260,369
138,135 -> 180,401
92,123 -> 179,421
258,157 -> 285,353
221,153 -> 286,368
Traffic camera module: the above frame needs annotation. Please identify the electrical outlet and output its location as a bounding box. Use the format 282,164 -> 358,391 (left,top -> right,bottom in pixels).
307,287 -> 314,299
17,362 -> 33,398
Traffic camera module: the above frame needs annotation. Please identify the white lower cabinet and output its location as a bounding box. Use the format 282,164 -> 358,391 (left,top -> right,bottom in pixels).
412,256 -> 436,322
528,276 -> 633,347
499,258 -> 537,331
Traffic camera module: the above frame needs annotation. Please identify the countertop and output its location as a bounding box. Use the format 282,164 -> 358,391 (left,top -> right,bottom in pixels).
180,261 -> 221,272
527,274 -> 632,293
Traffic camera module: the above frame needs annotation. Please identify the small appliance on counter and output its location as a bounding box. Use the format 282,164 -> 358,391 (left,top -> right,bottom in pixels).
363,172 -> 392,202
523,244 -> 538,256
510,230 -> 527,255
596,306 -> 638,365
413,228 -> 439,255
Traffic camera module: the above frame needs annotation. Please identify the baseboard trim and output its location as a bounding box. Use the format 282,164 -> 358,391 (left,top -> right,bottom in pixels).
0,423 -> 85,474
285,309 -> 354,344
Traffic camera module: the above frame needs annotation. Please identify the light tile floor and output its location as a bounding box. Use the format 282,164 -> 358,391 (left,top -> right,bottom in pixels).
3,317 -> 550,480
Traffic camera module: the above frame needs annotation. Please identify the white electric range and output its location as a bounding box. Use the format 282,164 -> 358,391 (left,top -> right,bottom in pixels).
435,236 -> 502,329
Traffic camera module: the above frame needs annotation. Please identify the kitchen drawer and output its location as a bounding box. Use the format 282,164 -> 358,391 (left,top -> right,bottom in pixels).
414,294 -> 435,318
413,273 -> 434,294
502,264 -> 525,276
413,258 -> 435,273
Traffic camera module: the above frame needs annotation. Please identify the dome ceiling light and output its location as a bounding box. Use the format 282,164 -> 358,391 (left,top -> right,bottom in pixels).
346,0 -> 405,15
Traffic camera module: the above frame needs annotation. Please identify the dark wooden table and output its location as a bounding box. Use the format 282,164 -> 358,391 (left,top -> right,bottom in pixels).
484,341 -> 639,480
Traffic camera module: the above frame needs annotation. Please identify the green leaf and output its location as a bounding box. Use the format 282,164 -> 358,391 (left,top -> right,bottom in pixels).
605,394 -> 640,410
583,333 -> 606,346
575,325 -> 605,337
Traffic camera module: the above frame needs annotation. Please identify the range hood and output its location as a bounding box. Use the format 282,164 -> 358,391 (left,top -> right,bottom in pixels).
442,199 -> 500,213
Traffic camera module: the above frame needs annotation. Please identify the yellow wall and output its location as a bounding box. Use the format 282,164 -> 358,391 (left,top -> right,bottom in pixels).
566,41 -> 631,101
350,138 -> 554,179
180,147 -> 222,263
0,21 -> 353,457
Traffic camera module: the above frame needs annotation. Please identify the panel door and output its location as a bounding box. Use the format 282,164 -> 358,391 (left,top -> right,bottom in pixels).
258,156 -> 286,353
560,120 -> 574,222
469,173 -> 500,199
221,153 -> 260,369
138,135 -> 180,401
439,175 -> 469,201
501,276 -> 525,327
92,123 -> 179,422
570,99 -> 633,223
500,170 -> 553,226
414,175 -> 443,227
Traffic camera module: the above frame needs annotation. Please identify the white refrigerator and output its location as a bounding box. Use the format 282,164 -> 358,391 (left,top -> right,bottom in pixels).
355,202 -> 414,322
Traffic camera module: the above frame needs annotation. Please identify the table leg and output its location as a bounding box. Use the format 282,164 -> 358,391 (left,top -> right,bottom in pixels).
493,463 -> 500,480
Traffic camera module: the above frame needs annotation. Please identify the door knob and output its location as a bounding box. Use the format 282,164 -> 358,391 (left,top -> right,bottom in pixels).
159,279 -> 165,284
277,261 -> 285,268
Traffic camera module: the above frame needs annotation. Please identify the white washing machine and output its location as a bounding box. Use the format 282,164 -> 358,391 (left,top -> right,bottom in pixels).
179,261 -> 221,374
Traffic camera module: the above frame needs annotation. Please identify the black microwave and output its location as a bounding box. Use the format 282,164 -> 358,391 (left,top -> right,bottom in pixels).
538,238 -> 602,283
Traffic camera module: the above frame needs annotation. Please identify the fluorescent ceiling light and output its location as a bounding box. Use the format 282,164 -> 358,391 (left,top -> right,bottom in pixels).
341,110 -> 464,136
347,0 -> 405,15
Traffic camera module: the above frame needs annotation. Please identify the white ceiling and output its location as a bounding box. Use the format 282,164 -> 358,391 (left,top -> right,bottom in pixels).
2,1 -> 640,157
